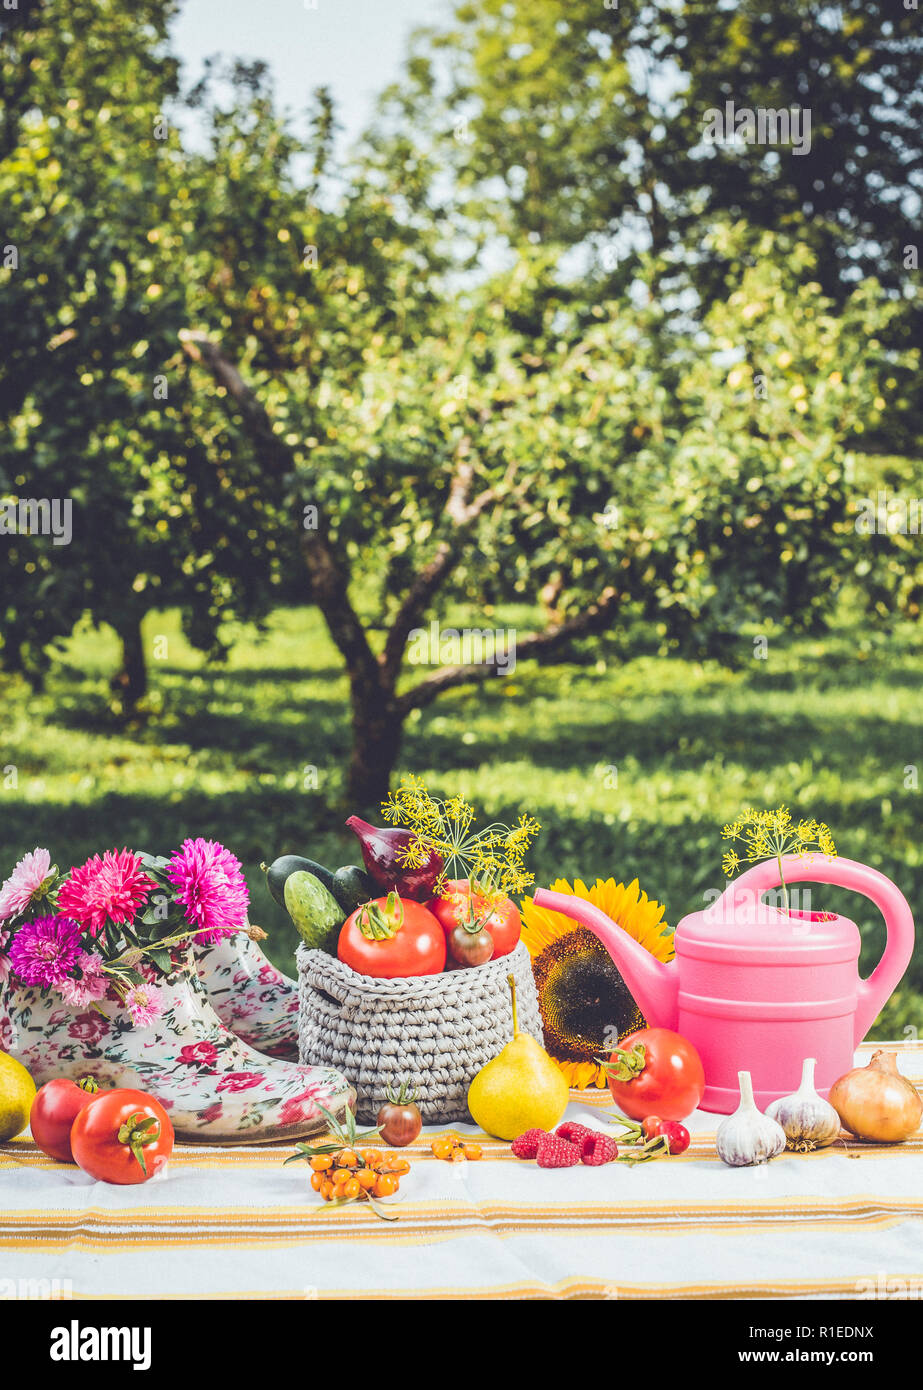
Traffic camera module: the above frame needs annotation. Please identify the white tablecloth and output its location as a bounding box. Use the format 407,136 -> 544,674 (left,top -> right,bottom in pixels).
1,1040 -> 921,1300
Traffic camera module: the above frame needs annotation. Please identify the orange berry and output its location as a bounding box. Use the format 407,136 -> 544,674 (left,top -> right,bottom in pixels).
462,1144 -> 483,1161
360,1149 -> 383,1167
311,1172 -> 324,1192
374,1173 -> 399,1197
333,1168 -> 352,1187
309,1155 -> 333,1171
321,1181 -> 335,1201
356,1168 -> 377,1190
336,1149 -> 358,1168
388,1157 -> 411,1175
343,1178 -> 361,1199
431,1138 -> 454,1160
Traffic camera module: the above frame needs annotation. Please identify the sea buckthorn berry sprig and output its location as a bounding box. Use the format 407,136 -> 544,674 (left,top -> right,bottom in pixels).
285,1105 -> 410,1220
431,1134 -> 483,1163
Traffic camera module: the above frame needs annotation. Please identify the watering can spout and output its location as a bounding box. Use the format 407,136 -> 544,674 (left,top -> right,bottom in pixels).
532,888 -> 679,1031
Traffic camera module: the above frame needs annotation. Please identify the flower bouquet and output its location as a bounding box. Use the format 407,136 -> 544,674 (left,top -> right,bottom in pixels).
0,843 -> 354,1142
0,841 -> 251,1025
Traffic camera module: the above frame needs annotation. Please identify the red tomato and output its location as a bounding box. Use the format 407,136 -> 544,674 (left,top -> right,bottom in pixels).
70,1088 -> 174,1185
605,1028 -> 705,1122
30,1078 -> 101,1163
338,894 -> 446,978
427,879 -> 521,959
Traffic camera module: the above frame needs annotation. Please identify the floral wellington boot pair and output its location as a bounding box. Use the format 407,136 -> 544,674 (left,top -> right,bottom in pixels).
1,941 -> 351,1143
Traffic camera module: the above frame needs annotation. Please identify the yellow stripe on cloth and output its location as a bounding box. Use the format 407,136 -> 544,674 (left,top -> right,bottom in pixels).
49,1275 -> 923,1301
0,1194 -> 920,1252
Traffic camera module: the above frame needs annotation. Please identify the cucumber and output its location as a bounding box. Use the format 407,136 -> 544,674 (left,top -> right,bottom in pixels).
331,864 -> 373,915
263,854 -> 340,909
283,871 -> 343,954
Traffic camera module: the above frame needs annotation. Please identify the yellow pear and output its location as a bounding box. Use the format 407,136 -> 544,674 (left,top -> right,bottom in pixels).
468,974 -> 569,1140
0,1050 -> 36,1142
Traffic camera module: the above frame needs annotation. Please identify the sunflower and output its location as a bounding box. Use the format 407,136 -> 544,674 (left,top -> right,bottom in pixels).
519,877 -> 674,1090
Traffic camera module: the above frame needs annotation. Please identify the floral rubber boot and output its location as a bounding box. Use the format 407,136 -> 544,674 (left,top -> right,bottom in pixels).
0,947 -> 354,1144
192,932 -> 301,1062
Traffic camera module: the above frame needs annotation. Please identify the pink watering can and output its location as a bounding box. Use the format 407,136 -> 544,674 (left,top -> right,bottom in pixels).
533,855 -> 915,1113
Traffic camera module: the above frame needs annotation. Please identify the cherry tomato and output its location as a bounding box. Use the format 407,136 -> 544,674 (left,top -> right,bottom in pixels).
447,923 -> 494,968
660,1121 -> 691,1156
605,1028 -> 705,1122
338,894 -> 445,979
427,880 -> 522,959
377,1083 -> 422,1147
70,1088 -> 174,1185
30,1078 -> 101,1163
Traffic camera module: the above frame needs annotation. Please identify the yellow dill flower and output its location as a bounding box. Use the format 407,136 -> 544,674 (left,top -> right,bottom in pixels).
381,776 -> 540,899
719,805 -> 838,914
722,849 -> 741,877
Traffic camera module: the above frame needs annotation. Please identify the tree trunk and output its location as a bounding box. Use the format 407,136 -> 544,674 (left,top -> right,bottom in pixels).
112,613 -> 147,708
347,693 -> 404,810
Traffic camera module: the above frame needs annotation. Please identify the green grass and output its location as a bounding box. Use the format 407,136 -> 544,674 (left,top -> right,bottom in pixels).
2,606 -> 921,1039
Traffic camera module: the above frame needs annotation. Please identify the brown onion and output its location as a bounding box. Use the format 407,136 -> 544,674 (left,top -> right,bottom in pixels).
829,1050 -> 922,1143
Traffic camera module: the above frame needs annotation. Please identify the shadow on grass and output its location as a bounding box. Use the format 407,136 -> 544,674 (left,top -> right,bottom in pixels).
38,664 -> 920,790
48,678 -> 353,764
404,701 -> 918,776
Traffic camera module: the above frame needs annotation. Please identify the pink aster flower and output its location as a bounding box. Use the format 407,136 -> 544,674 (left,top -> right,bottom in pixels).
123,983 -> 164,1028
8,915 -> 83,989
0,847 -> 54,922
59,949 -> 110,1007
167,838 -> 249,942
57,849 -> 155,935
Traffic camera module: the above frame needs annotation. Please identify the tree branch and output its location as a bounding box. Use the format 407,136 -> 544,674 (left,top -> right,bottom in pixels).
178,328 -> 381,691
380,442 -> 503,682
396,585 -> 621,714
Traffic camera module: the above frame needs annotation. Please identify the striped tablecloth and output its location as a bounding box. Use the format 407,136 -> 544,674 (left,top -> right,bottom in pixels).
1,1040 -> 921,1301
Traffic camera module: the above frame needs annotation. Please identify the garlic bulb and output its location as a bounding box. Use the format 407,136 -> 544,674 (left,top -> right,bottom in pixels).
766,1058 -> 841,1152
716,1070 -> 786,1167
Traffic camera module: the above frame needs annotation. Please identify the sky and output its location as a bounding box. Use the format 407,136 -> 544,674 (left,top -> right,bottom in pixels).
171,0 -> 448,152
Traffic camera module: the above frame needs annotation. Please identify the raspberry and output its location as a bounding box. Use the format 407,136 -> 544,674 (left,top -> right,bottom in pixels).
581,1133 -> 618,1166
556,1121 -> 596,1152
535,1134 -> 582,1168
511,1128 -> 548,1159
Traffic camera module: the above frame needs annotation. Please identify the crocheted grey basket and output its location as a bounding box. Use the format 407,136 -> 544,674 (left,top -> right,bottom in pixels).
297,940 -> 543,1124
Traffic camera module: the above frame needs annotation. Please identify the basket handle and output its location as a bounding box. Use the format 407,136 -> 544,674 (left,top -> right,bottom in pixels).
303,967 -> 345,1010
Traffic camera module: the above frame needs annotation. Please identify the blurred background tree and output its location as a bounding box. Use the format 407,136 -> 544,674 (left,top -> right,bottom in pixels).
0,0 -> 920,805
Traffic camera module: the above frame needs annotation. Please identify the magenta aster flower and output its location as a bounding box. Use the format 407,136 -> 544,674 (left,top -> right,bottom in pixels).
0,847 -> 54,922
167,838 -> 249,942
9,916 -> 83,989
59,949 -> 109,1007
56,849 -> 155,934
123,983 -> 164,1028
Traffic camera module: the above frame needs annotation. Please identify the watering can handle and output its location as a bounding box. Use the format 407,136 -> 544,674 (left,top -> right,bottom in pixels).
727,855 -> 915,1044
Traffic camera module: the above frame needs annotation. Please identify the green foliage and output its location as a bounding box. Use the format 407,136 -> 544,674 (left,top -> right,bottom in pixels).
384,0 -> 923,299
0,1 -> 293,683
2,0 -> 920,729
